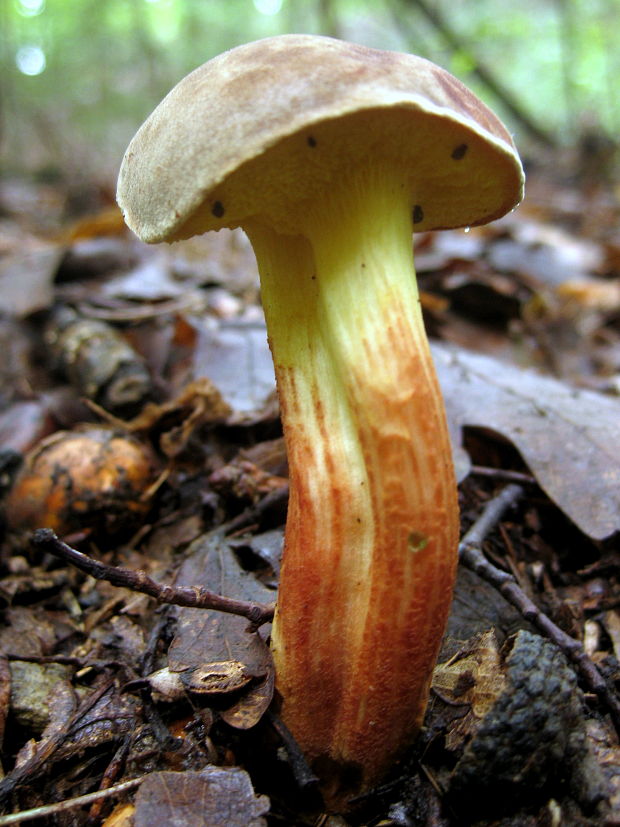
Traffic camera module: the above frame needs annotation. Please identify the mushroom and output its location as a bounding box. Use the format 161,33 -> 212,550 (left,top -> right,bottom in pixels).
117,35 -> 524,804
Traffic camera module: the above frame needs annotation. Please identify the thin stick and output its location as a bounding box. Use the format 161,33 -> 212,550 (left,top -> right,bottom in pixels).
470,465 -> 536,486
224,483 -> 289,535
0,777 -> 142,825
266,710 -> 319,790
85,736 -> 132,825
459,484 -> 620,731
31,529 -> 274,628
0,681 -> 116,807
5,653 -> 127,671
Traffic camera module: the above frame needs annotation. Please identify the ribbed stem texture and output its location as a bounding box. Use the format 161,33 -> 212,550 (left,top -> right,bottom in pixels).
246,165 -> 459,803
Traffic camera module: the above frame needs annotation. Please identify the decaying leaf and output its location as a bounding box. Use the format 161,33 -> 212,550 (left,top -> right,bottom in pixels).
229,528 -> 284,582
0,243 -> 64,317
0,606 -> 59,658
9,661 -> 74,731
167,530 -> 275,728
602,610 -> 620,662
53,682 -> 139,763
100,253 -> 197,302
219,668 -> 275,730
125,378 -> 232,457
133,766 -> 269,827
587,718 -> 620,818
0,656 -> 10,753
169,227 -> 259,294
442,568 -> 527,659
487,220 -> 603,288
192,320 -> 278,413
102,802 -> 136,827
433,342 -> 620,540
145,662 -> 249,697
9,678 -> 76,781
181,661 -> 253,695
192,315 -> 620,539
209,458 -> 288,506
433,630 -> 507,751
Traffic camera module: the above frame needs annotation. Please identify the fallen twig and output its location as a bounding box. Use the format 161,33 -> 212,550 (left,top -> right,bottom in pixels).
224,483 -> 289,535
470,465 -> 537,486
459,484 -> 620,732
31,528 -> 275,628
0,777 -> 142,825
85,735 -> 132,825
5,653 -> 127,672
266,710 -> 319,791
0,681 -> 116,807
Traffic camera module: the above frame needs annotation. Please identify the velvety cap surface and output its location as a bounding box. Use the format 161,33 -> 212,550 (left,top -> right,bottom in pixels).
117,34 -> 524,242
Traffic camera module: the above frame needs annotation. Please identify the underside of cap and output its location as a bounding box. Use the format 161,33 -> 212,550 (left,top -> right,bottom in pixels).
117,34 -> 524,243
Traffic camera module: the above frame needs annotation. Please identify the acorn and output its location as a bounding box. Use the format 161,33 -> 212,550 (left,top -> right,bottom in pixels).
5,427 -> 159,538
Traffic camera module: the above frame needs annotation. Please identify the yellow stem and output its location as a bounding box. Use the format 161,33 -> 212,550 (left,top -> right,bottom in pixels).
245,164 -> 458,803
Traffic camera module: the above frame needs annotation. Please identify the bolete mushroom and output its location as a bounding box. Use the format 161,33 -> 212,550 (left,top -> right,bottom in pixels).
117,35 -> 524,804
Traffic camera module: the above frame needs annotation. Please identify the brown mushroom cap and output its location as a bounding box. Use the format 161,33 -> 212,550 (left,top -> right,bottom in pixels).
117,34 -> 524,243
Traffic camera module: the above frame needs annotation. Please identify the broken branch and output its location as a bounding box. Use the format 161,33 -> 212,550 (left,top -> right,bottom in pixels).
31,528 -> 275,628
459,484 -> 620,732
0,777 -> 142,826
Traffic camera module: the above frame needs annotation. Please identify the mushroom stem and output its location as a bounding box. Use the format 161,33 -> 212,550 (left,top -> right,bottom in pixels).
245,164 -> 459,800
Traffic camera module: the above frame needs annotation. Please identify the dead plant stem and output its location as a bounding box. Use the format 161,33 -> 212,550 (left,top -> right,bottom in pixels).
31,528 -> 274,628
459,484 -> 620,731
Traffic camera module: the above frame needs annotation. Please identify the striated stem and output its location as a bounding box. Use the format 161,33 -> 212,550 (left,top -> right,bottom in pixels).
245,165 -> 459,801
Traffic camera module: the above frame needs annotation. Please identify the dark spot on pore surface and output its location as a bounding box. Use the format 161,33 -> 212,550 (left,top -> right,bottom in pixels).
413,205 -> 424,224
212,201 -> 225,218
307,135 -> 317,147
452,143 -> 468,160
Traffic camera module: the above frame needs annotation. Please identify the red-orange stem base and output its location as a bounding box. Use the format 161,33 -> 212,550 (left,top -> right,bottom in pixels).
246,165 -> 459,805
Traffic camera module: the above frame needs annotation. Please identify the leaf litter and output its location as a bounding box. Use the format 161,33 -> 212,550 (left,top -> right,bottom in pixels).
0,166 -> 619,824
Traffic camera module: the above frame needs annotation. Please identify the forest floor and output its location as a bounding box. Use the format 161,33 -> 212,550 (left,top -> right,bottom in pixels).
0,147 -> 619,826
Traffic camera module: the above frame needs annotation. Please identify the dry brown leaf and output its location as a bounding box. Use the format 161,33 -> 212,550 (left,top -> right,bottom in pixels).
192,320 -> 278,413
133,767 -> 269,827
587,718 -> 620,818
193,313 -> 620,539
0,243 -> 63,317
433,630 -> 505,715
9,661 -> 74,731
434,343 -> 620,540
487,219 -> 603,288
433,630 -> 506,751
181,662 -> 253,695
0,606 -> 59,657
557,278 -> 620,312
101,803 -> 136,827
60,205 -> 128,242
124,378 -> 231,457
602,610 -> 620,661
167,530 -> 275,728
13,678 -> 76,770
0,656 -> 10,752
54,684 -> 138,763
219,668 -> 275,730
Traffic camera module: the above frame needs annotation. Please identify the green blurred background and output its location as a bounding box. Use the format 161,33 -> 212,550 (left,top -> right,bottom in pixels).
2,0 -> 618,187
